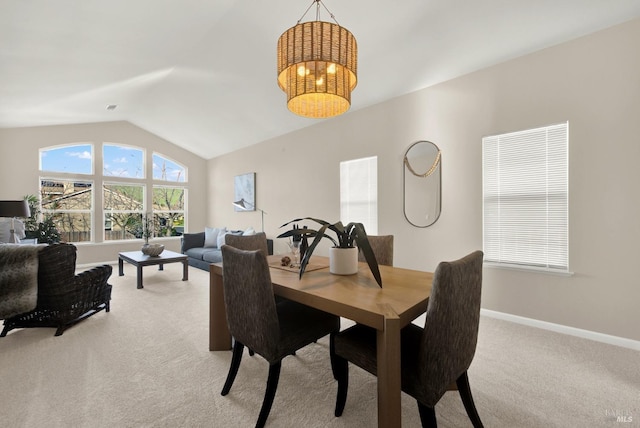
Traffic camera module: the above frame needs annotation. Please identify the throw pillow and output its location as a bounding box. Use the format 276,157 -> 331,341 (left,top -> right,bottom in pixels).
242,227 -> 256,236
204,227 -> 225,248
217,230 -> 243,247
217,231 -> 228,248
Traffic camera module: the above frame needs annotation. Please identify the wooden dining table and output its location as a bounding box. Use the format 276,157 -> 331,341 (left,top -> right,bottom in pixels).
209,255 -> 433,428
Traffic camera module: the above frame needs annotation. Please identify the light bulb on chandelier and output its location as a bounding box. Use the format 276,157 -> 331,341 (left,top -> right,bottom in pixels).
277,0 -> 358,119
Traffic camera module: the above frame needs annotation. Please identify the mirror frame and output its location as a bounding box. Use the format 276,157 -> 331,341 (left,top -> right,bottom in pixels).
403,140 -> 442,228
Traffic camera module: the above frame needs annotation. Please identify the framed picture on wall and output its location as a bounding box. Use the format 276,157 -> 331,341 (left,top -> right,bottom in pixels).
234,172 -> 256,211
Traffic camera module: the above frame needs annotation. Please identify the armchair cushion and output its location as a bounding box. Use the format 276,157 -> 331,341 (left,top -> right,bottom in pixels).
0,244 -> 40,318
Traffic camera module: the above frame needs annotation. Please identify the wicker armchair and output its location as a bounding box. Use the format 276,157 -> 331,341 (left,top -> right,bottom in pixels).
1,243 -> 112,337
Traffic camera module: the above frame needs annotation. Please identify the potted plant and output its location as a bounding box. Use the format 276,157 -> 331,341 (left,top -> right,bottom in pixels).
277,217 -> 382,287
141,213 -> 153,245
23,194 -> 61,244
139,213 -> 164,256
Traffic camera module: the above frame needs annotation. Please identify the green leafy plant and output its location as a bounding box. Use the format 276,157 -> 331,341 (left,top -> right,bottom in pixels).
277,217 -> 382,287
23,194 -> 61,244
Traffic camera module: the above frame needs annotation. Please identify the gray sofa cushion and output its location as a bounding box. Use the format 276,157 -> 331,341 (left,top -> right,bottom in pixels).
184,247 -> 209,261
202,249 -> 223,263
181,232 -> 205,252
181,230 -> 272,271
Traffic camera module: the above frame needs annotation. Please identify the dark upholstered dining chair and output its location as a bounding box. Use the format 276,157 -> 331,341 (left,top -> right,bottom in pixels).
220,245 -> 340,428
330,250 -> 485,428
224,231 -> 285,357
358,234 -> 394,266
224,232 -> 269,255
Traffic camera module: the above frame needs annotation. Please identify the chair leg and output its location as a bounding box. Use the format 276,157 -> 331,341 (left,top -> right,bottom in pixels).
221,341 -> 245,396
417,402 -> 437,428
330,335 -> 349,417
256,361 -> 282,428
456,371 -> 484,428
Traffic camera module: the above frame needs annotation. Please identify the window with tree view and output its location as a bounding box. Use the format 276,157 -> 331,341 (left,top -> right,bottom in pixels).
38,143 -> 187,243
103,183 -> 144,241
153,186 -> 185,236
40,179 -> 93,242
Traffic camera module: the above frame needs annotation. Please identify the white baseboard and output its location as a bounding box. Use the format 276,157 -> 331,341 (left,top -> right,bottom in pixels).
481,309 -> 640,351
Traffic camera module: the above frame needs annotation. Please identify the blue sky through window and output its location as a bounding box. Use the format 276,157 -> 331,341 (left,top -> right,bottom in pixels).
153,153 -> 186,182
40,144 -> 185,182
40,144 -> 93,174
103,144 -> 144,178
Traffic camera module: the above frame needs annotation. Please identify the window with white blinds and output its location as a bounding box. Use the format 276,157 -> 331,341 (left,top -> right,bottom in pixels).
482,122 -> 569,272
340,156 -> 378,235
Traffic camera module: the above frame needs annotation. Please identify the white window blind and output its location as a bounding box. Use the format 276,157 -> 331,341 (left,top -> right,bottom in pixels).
483,122 -> 568,272
340,156 -> 378,235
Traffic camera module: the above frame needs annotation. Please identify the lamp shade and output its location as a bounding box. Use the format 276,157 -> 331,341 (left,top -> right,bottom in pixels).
0,200 -> 30,218
277,20 -> 357,118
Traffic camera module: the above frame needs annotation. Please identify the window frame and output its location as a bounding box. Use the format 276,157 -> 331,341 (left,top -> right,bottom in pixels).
38,143 -> 188,244
340,156 -> 378,235
39,177 -> 94,243
103,181 -> 146,242
482,122 -> 570,274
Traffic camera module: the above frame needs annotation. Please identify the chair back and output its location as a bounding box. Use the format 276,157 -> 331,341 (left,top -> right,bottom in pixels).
37,243 -> 77,291
358,235 -> 394,266
225,232 -> 269,255
221,245 -> 279,360
418,250 -> 484,406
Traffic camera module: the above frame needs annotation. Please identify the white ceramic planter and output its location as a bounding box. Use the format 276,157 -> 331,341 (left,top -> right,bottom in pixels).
329,246 -> 358,275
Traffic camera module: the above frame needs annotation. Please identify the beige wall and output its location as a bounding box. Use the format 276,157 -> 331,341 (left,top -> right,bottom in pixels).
0,121 -> 209,265
208,18 -> 640,341
1,20 -> 637,342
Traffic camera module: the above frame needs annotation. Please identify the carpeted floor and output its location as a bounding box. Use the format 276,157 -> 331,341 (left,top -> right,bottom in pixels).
0,262 -> 638,427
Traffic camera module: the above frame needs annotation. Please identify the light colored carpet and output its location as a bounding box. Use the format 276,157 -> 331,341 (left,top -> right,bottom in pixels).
0,263 -> 638,427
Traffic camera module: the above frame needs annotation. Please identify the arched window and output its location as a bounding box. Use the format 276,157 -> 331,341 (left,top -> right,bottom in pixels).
153,153 -> 186,182
38,143 -> 187,243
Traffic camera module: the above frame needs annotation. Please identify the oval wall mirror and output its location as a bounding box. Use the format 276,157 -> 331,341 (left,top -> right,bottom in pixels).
403,141 -> 442,227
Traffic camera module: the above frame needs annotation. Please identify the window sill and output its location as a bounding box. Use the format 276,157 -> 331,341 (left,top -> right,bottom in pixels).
484,262 -> 574,277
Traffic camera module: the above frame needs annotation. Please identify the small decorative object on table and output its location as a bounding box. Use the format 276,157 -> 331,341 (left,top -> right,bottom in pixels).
277,217 -> 382,287
139,213 -> 163,256
141,243 -> 164,257
280,255 -> 291,266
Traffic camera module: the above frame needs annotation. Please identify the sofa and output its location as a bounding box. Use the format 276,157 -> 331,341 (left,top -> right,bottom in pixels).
181,228 -> 273,271
1,243 -> 112,336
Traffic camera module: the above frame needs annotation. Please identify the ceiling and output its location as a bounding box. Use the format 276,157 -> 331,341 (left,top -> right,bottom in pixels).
2,1 -> 640,160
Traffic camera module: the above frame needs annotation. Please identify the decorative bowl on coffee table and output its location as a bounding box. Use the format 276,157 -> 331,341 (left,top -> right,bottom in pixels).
141,243 -> 164,257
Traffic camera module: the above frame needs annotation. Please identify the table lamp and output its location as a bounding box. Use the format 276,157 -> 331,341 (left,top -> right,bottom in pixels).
232,198 -> 266,233
0,200 -> 31,243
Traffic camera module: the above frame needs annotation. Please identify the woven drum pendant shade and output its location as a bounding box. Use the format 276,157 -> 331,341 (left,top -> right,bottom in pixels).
277,20 -> 357,118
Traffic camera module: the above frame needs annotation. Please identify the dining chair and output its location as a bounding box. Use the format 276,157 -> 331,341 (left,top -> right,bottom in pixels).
220,245 -> 340,428
224,232 -> 269,255
358,234 -> 394,266
224,231 -> 285,357
330,250 -> 484,428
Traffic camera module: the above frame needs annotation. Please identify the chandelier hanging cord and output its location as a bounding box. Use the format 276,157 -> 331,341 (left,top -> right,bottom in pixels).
296,0 -> 340,25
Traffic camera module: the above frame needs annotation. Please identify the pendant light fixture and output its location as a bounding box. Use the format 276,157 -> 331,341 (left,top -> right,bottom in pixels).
277,0 -> 358,119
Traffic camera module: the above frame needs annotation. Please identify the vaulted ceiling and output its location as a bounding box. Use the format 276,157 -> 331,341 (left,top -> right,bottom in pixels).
2,1 -> 640,159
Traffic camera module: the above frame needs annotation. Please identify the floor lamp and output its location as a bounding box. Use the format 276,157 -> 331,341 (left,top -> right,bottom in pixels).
232,198 -> 266,233
0,200 -> 31,243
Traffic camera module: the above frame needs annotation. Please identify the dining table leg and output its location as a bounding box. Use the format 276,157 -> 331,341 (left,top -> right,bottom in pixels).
376,304 -> 402,427
209,265 -> 232,351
